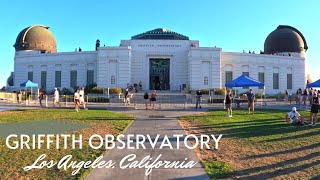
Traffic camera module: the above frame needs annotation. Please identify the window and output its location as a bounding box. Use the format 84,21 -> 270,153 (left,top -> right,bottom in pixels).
70,70 -> 77,89
87,70 -> 94,86
225,71 -> 233,84
55,71 -> 61,88
28,72 -> 33,81
287,74 -> 293,89
111,76 -> 115,84
243,72 -> 249,89
204,76 -> 208,85
273,73 -> 279,89
258,72 -> 265,89
41,71 -> 47,90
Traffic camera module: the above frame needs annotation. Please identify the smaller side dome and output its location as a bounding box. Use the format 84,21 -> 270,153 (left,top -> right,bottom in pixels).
264,25 -> 308,54
14,25 -> 57,52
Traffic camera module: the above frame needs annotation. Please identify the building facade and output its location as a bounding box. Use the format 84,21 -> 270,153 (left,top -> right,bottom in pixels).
11,25 -> 307,94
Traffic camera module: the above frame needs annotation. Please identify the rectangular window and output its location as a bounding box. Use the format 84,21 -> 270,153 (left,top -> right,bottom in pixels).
55,71 -> 61,88
273,73 -> 279,89
41,71 -> 47,90
70,70 -> 77,89
87,70 -> 94,86
204,76 -> 208,85
225,71 -> 233,84
243,72 -> 249,89
258,72 -> 265,89
287,74 -> 293,89
111,76 -> 115,84
28,72 -> 33,81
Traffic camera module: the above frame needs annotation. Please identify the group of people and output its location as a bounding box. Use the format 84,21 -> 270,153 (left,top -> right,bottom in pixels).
225,88 -> 256,117
287,88 -> 320,106
35,87 -> 86,112
286,91 -> 319,127
143,90 -> 158,109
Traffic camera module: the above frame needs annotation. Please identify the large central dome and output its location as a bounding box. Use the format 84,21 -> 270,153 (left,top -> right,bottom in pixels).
14,25 -> 57,53
264,25 -> 307,54
131,28 -> 189,40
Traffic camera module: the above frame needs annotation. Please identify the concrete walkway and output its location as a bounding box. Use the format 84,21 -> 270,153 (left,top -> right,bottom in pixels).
85,116 -> 210,180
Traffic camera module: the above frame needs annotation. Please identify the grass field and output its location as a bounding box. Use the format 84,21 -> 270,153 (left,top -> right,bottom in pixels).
0,109 -> 134,179
179,109 -> 320,179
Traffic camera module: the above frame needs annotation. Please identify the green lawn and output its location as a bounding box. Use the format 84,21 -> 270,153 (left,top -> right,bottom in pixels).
0,109 -> 134,179
179,109 -> 320,179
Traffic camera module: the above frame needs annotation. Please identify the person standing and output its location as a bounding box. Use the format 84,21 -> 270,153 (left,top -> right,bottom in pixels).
309,88 -> 313,105
225,90 -> 233,117
150,90 -> 157,109
196,90 -> 202,109
53,88 -> 61,107
144,92 -> 149,109
139,81 -> 142,90
74,89 -> 80,112
38,89 -> 44,108
303,88 -> 308,106
18,90 -> 22,104
124,88 -> 130,105
284,89 -> 289,103
79,87 -> 86,109
296,88 -> 302,106
247,89 -> 255,114
310,92 -> 319,127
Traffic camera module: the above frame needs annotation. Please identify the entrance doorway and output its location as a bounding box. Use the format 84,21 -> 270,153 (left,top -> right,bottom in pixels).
149,58 -> 170,90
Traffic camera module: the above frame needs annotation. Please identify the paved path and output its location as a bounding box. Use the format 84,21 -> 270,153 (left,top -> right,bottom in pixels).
85,116 -> 210,180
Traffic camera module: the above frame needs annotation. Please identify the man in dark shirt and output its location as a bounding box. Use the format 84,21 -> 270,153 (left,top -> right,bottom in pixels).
310,92 -> 319,127
247,89 -> 255,114
196,90 -> 202,108
225,90 -> 233,117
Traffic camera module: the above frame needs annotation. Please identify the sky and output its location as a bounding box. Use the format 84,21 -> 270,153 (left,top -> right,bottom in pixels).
0,0 -> 319,88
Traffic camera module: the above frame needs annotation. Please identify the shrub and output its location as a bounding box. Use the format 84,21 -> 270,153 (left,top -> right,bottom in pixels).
208,99 -> 224,103
85,83 -> 97,93
62,88 -> 73,95
214,88 -> 226,95
89,87 -> 104,94
199,89 -> 209,94
109,87 -> 122,94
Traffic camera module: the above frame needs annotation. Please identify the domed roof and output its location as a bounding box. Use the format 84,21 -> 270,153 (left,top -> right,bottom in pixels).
131,28 -> 189,40
264,25 -> 308,54
14,25 -> 57,52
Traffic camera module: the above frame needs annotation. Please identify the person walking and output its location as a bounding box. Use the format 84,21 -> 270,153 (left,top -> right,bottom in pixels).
53,88 -> 61,107
74,89 -> 80,112
144,92 -> 149,109
225,90 -> 233,117
79,87 -> 86,109
247,89 -> 255,114
310,92 -> 319,127
38,89 -> 44,108
196,90 -> 202,109
150,90 -> 157,109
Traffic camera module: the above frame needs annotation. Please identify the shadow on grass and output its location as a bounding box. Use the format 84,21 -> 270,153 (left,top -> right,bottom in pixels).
78,117 -> 135,121
244,143 -> 320,159
232,151 -> 320,179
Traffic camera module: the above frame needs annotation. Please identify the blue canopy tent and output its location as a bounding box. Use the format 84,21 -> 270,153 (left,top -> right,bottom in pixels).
20,80 -> 39,102
20,80 -> 39,88
225,74 -> 264,88
307,79 -> 320,88
225,74 -> 265,107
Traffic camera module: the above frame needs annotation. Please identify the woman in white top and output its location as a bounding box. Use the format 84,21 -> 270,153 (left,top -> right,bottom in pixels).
74,90 -> 80,112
